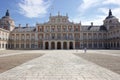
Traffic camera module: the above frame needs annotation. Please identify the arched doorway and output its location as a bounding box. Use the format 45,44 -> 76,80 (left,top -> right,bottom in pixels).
117,42 -> 119,47
70,42 -> 73,49
57,42 -> 61,49
51,42 -> 55,49
45,42 -> 49,49
63,42 -> 67,49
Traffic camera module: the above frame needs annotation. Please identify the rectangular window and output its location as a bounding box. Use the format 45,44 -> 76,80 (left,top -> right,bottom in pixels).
88,44 -> 92,48
31,44 -> 34,48
2,44 -> 4,48
11,44 -> 14,49
26,44 -> 29,48
21,44 -> 24,48
16,44 -> 19,48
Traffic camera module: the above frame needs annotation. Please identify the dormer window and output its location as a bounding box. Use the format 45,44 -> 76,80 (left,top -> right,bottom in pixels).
109,20 -> 112,23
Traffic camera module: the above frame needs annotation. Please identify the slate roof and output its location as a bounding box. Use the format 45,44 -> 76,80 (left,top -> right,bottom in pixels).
12,27 -> 36,32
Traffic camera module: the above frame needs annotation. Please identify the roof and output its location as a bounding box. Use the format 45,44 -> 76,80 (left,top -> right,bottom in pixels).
105,9 -> 116,19
12,27 -> 36,32
81,25 -> 100,31
99,25 -> 107,31
81,25 -> 107,32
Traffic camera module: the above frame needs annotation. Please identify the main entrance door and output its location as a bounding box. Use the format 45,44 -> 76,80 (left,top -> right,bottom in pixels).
63,42 -> 67,49
70,42 -> 73,49
57,42 -> 61,49
45,42 -> 49,49
51,42 -> 55,49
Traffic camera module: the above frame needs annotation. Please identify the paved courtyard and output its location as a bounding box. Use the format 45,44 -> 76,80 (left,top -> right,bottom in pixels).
0,50 -> 120,80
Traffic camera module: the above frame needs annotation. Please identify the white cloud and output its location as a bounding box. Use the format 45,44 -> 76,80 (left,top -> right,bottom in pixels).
83,15 -> 105,25
18,0 -> 51,18
78,0 -> 101,13
98,8 -> 108,15
103,0 -> 120,5
71,15 -> 105,25
112,8 -> 120,19
73,0 -> 120,25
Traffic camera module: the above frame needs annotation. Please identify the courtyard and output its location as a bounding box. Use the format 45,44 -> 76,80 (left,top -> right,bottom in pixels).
0,50 -> 120,80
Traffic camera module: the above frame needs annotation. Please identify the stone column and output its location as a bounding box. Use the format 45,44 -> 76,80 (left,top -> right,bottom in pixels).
119,41 -> 120,48
14,44 -> 16,49
50,25 -> 51,32
29,34 -> 31,49
61,25 -> 63,33
73,33 -> 75,40
109,42 -> 111,48
50,25 -> 51,40
24,34 -> 26,49
19,42 -> 21,49
73,41 -> 75,49
1,42 -> 2,49
43,33 -> 45,40
116,42 -> 117,48
9,42 -> 12,49
67,41 -> 69,49
0,42 -> 1,49
86,42 -> 88,48
14,34 -> 16,48
61,41 -> 63,49
97,42 -> 99,49
43,41 -> 45,49
55,41 -> 57,49
19,34 -> 21,49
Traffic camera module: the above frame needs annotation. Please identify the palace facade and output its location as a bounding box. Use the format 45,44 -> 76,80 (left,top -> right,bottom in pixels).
0,9 -> 120,50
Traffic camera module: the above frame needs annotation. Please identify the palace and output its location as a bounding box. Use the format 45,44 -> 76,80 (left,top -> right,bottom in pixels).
0,9 -> 120,50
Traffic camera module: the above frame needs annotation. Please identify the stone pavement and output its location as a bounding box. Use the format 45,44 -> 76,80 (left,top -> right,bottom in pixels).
0,50 -> 120,80
0,50 -> 46,57
88,50 -> 120,57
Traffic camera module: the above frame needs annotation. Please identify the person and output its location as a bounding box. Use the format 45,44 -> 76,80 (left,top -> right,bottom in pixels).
84,47 -> 87,53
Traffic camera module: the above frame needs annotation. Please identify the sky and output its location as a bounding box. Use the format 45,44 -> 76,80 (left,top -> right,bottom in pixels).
0,0 -> 120,27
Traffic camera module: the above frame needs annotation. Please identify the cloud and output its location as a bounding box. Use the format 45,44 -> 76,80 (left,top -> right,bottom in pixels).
103,0 -> 120,5
78,0 -> 102,14
71,15 -> 105,25
73,0 -> 120,25
82,15 -> 105,25
112,8 -> 120,18
18,0 -> 51,18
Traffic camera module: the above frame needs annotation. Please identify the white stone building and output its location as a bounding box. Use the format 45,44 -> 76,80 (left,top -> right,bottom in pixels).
0,9 -> 120,50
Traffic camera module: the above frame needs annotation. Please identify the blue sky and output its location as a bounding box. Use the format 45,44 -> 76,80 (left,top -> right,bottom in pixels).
0,0 -> 120,26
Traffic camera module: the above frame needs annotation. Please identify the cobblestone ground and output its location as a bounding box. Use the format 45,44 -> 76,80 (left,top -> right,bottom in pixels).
75,52 -> 120,74
0,50 -> 120,80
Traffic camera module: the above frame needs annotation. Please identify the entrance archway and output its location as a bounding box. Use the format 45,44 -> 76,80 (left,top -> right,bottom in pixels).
57,42 -> 61,49
70,42 -> 73,49
45,42 -> 49,49
51,42 -> 55,49
63,42 -> 67,49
